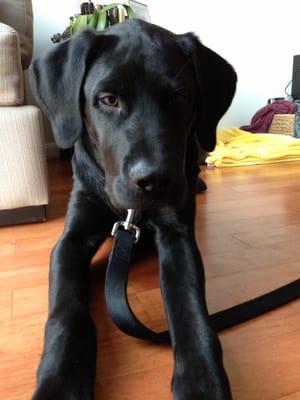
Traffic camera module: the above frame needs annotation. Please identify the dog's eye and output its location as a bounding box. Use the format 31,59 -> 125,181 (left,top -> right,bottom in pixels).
170,90 -> 189,105
174,94 -> 187,103
100,95 -> 119,107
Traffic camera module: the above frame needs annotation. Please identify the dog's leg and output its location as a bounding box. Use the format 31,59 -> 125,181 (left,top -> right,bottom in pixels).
153,212 -> 232,400
32,189 -> 112,400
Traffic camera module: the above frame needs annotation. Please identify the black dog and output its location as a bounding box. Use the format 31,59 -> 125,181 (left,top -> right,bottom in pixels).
30,19 -> 236,400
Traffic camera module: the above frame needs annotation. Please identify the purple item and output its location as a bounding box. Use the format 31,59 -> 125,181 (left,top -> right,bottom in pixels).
241,100 -> 296,133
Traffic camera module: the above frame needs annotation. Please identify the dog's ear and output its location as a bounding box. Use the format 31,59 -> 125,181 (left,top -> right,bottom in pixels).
177,33 -> 237,152
29,29 -> 114,149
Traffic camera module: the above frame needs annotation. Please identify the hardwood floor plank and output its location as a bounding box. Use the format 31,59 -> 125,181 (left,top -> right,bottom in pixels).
95,364 -> 173,400
0,289 -> 12,321
0,314 -> 45,400
0,265 -> 48,292
14,235 -> 57,254
12,284 -> 48,318
277,392 -> 300,400
0,241 -> 15,256
222,304 -> 300,399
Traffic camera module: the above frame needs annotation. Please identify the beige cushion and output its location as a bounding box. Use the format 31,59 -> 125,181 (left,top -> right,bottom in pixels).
0,23 -> 24,105
0,106 -> 49,210
0,0 -> 33,69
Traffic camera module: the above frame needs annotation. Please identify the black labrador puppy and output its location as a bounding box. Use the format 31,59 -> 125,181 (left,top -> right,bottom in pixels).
30,19 -> 236,400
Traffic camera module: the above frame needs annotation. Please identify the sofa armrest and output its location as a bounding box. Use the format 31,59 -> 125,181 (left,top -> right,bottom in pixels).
0,0 -> 33,69
0,23 -> 24,106
0,106 -> 49,210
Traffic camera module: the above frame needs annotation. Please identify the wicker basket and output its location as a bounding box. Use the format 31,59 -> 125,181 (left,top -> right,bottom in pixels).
268,114 -> 295,136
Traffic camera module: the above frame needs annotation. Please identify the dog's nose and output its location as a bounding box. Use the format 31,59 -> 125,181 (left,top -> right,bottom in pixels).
129,161 -> 173,192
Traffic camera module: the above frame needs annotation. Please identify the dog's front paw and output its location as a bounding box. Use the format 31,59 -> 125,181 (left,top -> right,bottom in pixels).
172,362 -> 232,400
172,377 -> 232,400
32,376 -> 94,400
172,378 -> 231,400
32,358 -> 95,400
32,315 -> 97,400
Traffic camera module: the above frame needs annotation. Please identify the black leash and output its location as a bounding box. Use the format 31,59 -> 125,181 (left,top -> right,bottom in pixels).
105,210 -> 300,341
105,210 -> 170,342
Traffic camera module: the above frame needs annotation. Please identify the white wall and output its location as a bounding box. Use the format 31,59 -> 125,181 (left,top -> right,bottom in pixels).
146,0 -> 300,128
31,0 -> 79,56
29,0 -> 300,140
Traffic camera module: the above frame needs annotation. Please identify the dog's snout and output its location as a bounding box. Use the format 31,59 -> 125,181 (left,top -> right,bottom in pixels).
129,160 -> 173,192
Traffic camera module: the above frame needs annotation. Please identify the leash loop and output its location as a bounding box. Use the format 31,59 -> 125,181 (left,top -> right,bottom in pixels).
111,209 -> 141,243
106,209 -> 300,342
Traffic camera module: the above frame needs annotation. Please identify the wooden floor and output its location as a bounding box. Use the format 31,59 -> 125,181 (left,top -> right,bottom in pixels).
0,159 -> 299,400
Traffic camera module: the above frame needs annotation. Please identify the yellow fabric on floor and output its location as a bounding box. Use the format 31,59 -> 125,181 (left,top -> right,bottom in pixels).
206,127 -> 300,167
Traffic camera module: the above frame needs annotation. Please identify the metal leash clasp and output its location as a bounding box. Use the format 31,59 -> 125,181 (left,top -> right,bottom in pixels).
111,209 -> 141,244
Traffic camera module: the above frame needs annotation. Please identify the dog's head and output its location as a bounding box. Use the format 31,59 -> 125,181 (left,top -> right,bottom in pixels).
30,20 -> 236,211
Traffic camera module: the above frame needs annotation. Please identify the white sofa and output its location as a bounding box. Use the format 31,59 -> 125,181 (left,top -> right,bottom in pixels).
0,0 -> 49,225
